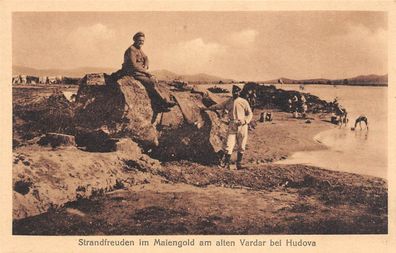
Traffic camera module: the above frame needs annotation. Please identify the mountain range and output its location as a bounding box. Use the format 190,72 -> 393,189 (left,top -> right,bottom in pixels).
266,74 -> 388,86
13,65 -> 387,86
12,66 -> 234,83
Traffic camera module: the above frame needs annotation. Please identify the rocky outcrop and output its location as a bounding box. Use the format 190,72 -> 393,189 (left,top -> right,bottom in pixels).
13,139 -> 161,220
74,75 -> 159,149
74,73 -> 228,163
140,88 -> 227,163
242,82 -> 333,112
13,91 -> 75,148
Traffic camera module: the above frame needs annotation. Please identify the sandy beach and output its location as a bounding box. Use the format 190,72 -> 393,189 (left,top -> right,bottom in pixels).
13,108 -> 387,235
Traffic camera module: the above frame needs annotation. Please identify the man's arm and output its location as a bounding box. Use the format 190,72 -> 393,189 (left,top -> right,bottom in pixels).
144,54 -> 149,70
130,48 -> 151,75
244,101 -> 253,124
205,99 -> 229,111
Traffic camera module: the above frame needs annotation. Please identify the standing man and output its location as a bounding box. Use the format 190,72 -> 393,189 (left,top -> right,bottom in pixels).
122,32 -> 176,109
204,85 -> 253,169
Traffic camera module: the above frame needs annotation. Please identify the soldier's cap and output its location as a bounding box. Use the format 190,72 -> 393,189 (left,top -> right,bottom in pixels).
232,85 -> 241,93
133,32 -> 145,41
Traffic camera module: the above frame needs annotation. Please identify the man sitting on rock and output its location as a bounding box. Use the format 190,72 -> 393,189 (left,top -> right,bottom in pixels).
204,85 -> 253,169
121,32 -> 176,110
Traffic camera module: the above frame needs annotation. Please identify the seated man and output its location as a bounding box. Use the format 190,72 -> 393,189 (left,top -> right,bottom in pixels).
121,32 -> 176,110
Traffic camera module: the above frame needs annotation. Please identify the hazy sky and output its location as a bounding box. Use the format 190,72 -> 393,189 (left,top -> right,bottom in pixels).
13,11 -> 387,80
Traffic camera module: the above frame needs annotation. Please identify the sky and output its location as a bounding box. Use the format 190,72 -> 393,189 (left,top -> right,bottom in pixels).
12,11 -> 387,81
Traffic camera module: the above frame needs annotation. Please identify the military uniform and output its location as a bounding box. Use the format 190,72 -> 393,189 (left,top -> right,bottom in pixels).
122,42 -> 174,111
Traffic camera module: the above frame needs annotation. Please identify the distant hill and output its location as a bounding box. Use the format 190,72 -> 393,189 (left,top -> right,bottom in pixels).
12,66 -> 117,78
13,66 -> 234,84
151,69 -> 181,81
266,74 -> 388,86
179,73 -> 234,83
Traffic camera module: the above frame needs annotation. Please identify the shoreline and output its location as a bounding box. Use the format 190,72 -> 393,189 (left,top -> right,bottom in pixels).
279,125 -> 387,180
12,109 -> 387,234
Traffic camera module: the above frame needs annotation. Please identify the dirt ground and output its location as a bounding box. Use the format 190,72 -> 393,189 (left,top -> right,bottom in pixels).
12,109 -> 387,235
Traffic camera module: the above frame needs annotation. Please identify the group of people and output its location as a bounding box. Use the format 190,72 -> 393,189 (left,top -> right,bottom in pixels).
332,98 -> 368,130
288,94 -> 307,118
332,97 -> 348,126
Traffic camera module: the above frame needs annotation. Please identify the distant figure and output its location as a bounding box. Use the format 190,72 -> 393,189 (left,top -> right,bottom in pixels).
204,85 -> 253,170
121,32 -> 176,110
259,112 -> 265,122
332,97 -> 339,109
287,98 -> 292,112
301,103 -> 308,119
299,94 -> 307,118
352,115 -> 368,130
245,89 -> 257,111
265,112 -> 273,122
259,112 -> 272,122
335,104 -> 348,127
291,95 -> 298,115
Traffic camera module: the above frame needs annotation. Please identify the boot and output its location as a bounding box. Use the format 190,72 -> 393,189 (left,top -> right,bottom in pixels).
165,100 -> 177,108
224,154 -> 231,169
236,152 -> 244,170
219,153 -> 231,169
165,95 -> 177,108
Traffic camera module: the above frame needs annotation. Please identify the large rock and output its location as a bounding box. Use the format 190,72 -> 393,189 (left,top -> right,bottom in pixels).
13,91 -> 75,148
74,75 -> 159,149
37,133 -> 76,148
153,91 -> 227,163
242,82 -> 333,112
74,74 -> 228,163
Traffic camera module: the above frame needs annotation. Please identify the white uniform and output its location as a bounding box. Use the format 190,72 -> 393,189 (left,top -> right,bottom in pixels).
209,97 -> 253,154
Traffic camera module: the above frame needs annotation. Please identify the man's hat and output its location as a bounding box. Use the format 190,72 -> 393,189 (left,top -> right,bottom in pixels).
232,85 -> 241,93
133,32 -> 145,41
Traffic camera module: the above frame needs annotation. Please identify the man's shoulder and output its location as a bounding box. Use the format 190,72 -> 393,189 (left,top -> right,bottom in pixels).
236,97 -> 249,104
129,45 -> 138,52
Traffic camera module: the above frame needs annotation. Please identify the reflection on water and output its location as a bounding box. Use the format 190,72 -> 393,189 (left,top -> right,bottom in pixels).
354,130 -> 369,141
275,84 -> 387,179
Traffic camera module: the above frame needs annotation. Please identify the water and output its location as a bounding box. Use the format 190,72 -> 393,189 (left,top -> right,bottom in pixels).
275,84 -> 387,179
62,91 -> 77,102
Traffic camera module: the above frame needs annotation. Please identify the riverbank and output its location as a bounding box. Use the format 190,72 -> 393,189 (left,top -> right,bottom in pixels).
13,110 -> 387,234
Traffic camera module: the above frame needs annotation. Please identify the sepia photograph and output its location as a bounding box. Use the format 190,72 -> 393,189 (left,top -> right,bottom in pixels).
10,10 -> 389,236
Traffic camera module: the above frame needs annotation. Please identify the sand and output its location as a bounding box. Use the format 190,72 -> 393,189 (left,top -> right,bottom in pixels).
12,109 -> 387,235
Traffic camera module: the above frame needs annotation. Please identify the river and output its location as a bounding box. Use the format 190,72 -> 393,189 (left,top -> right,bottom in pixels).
275,84 -> 387,179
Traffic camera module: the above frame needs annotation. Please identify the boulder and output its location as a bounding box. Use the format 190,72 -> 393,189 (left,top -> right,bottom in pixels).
172,92 -> 204,126
74,74 -> 159,149
75,128 -> 117,152
37,133 -> 76,148
79,73 -> 107,86
153,91 -> 227,163
13,91 -> 75,146
242,82 -> 332,112
74,74 -> 228,163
